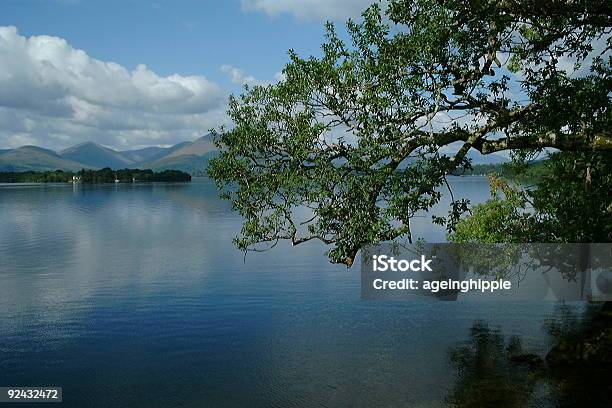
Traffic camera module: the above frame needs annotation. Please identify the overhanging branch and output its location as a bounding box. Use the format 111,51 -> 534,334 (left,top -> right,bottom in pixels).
471,131 -> 612,154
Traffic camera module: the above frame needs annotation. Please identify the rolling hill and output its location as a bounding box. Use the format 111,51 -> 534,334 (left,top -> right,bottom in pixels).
140,136 -> 217,173
59,142 -> 134,169
0,146 -> 92,172
155,136 -> 216,159
0,135 -> 218,174
141,152 -> 218,174
121,146 -> 177,163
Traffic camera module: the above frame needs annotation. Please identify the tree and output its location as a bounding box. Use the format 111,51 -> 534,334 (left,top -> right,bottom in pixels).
450,151 -> 612,243
209,0 -> 611,265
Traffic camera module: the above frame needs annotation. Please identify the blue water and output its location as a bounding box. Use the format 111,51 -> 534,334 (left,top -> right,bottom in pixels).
0,177 -> 566,407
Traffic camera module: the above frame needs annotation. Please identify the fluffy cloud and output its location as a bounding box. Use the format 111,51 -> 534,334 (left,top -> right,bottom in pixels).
0,26 -> 229,150
220,64 -> 267,87
241,0 -> 376,21
220,64 -> 286,87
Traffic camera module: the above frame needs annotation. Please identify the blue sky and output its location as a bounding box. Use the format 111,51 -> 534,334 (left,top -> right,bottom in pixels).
1,1 -> 328,88
0,0 -> 373,150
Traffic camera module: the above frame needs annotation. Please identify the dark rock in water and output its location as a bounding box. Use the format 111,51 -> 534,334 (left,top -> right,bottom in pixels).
546,301 -> 612,368
509,353 -> 544,369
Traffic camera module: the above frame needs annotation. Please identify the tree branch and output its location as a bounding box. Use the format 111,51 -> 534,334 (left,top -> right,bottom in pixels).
471,131 -> 612,154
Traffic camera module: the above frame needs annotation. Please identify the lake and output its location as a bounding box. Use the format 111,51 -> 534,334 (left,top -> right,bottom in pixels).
0,177 -> 581,407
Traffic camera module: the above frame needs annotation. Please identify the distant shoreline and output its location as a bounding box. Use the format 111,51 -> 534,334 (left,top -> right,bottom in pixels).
0,168 -> 191,184
451,161 -> 547,181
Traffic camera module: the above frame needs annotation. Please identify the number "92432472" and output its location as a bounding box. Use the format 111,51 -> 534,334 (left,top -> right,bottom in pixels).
0,387 -> 62,403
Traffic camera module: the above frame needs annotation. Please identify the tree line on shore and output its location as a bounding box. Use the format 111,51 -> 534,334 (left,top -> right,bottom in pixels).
451,160 -> 548,180
0,168 -> 191,183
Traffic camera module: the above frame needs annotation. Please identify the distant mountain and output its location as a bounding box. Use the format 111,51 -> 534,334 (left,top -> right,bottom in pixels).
141,136 -> 217,173
466,150 -> 508,165
0,134 -> 218,174
158,136 -> 216,159
120,141 -> 189,163
120,146 -> 167,163
59,142 -> 133,169
142,152 -> 218,174
0,146 -> 92,172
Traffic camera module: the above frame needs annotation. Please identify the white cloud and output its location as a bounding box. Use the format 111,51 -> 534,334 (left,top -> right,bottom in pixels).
273,71 -> 286,82
0,26 -> 229,150
241,0 -> 376,21
556,36 -> 610,77
220,64 -> 286,87
220,64 -> 268,87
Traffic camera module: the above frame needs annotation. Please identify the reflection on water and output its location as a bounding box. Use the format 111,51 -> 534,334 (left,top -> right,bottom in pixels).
447,304 -> 611,408
447,321 -> 538,408
0,177 -> 587,407
543,304 -> 612,407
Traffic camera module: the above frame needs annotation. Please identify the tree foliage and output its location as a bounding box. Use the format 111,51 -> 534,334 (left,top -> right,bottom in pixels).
450,152 -> 612,243
209,0 -> 611,265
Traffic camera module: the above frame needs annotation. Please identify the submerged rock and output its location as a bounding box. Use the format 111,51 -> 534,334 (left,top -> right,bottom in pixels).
546,302 -> 612,368
508,353 -> 544,369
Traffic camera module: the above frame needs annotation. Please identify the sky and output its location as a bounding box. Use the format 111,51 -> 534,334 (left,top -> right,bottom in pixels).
0,0 -> 376,150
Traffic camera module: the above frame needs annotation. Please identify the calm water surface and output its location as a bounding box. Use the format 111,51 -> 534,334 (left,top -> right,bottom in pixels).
0,177 -> 573,407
